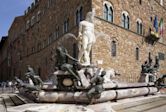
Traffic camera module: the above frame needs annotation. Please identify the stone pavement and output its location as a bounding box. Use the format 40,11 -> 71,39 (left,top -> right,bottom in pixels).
111,95 -> 166,112
0,93 -> 32,112
88,94 -> 166,112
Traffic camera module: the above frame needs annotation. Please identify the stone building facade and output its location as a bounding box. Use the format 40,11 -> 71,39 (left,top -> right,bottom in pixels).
0,0 -> 166,82
92,0 -> 166,82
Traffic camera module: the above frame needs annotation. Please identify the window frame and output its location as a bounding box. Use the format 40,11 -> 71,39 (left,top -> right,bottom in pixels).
31,16 -> 36,26
103,2 -> 114,22
122,11 -> 130,29
111,41 -> 117,57
136,47 -> 139,61
136,19 -> 143,35
76,6 -> 83,26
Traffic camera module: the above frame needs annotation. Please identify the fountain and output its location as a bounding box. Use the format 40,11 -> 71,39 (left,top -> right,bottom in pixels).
14,10 -> 163,106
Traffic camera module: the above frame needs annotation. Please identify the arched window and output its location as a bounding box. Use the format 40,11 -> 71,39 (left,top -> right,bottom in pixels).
136,19 -> 143,34
137,21 -> 139,33
56,26 -> 59,38
111,41 -> 116,57
64,18 -> 69,33
76,7 -> 83,25
136,47 -> 139,60
80,7 -> 83,21
139,0 -> 142,5
122,14 -> 125,28
122,11 -> 130,29
126,16 -> 130,29
160,0 -> 163,6
103,2 -> 113,22
37,11 -> 41,22
104,4 -> 108,20
108,7 -> 113,22
140,23 -> 142,34
76,10 -> 79,25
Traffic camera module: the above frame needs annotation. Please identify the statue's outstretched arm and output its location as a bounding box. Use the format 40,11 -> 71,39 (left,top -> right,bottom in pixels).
66,53 -> 78,62
60,50 -> 78,62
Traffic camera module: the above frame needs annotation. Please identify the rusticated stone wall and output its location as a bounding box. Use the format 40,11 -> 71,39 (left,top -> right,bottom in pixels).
92,0 -> 166,82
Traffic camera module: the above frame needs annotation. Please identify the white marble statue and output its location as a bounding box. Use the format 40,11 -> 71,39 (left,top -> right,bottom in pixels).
78,9 -> 96,66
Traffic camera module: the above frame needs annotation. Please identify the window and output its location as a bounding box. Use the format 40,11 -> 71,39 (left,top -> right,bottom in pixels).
37,43 -> 42,51
136,47 -> 139,60
111,41 -> 116,57
103,2 -> 113,22
108,7 -> 113,22
139,0 -> 142,5
122,14 -> 125,28
26,20 -> 30,30
48,33 -> 53,44
122,11 -> 130,29
37,11 -> 41,22
126,16 -> 130,29
80,7 -> 83,21
31,16 -> 35,26
48,37 -> 51,45
140,23 -> 143,34
76,7 -> 83,25
56,26 -> 59,38
136,19 -> 143,35
160,0 -> 164,6
64,18 -> 69,33
104,4 -> 108,20
32,47 -> 35,53
76,10 -> 79,25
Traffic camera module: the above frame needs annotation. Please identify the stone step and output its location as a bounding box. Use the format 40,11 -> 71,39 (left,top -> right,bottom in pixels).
144,104 -> 166,112
0,97 -> 5,106
117,97 -> 166,112
16,94 -> 34,103
9,95 -> 25,106
112,97 -> 163,110
2,95 -> 15,107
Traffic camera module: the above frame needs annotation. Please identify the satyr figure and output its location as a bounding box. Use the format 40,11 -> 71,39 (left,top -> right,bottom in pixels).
78,9 -> 96,66
26,65 -> 35,76
141,61 -> 149,73
87,70 -> 106,102
25,65 -> 43,88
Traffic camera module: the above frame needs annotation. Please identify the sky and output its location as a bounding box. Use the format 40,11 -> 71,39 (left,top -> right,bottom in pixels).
0,0 -> 33,40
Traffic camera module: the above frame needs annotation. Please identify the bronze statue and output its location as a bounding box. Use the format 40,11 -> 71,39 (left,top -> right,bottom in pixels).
25,65 -> 43,88
55,46 -> 80,81
86,71 -> 106,102
15,76 -> 39,91
141,55 -> 160,74
25,65 -> 35,76
141,61 -> 149,73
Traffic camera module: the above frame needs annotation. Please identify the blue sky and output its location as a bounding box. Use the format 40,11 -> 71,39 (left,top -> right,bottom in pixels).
0,0 -> 33,40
